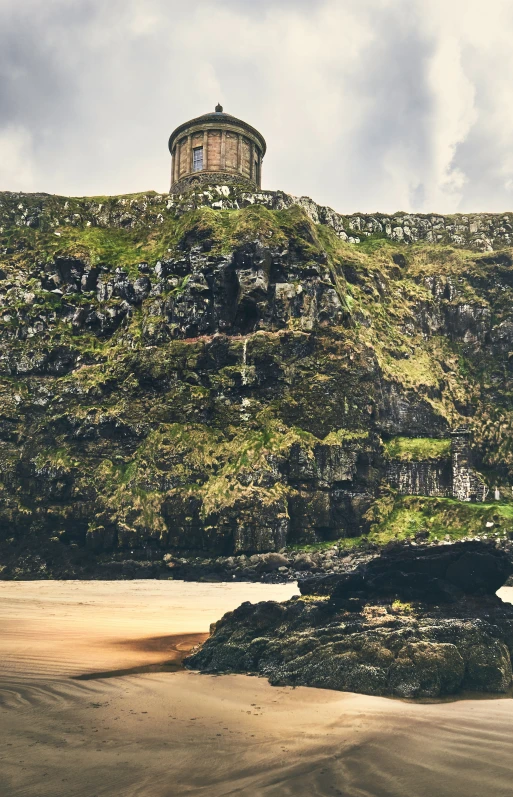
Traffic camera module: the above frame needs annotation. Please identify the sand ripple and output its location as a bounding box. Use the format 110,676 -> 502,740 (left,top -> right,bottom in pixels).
1,580 -> 513,796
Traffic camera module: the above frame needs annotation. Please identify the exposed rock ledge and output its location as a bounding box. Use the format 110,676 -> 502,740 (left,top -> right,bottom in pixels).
171,186 -> 513,252
186,541 -> 513,698
3,184 -> 513,251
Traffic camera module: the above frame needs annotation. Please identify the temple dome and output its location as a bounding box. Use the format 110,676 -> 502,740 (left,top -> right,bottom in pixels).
168,106 -> 266,194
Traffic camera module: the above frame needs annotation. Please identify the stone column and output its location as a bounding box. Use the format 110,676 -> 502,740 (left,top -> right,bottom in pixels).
220,130 -> 226,171
173,144 -> 179,185
203,130 -> 208,171
237,134 -> 243,173
187,134 -> 192,174
451,427 -> 472,502
249,141 -> 254,180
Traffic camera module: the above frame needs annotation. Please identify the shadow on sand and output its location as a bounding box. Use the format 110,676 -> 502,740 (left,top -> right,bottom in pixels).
72,632 -> 207,680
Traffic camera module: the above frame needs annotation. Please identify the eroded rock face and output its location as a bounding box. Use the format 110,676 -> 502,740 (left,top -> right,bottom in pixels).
7,187 -> 513,251
186,541 -> 513,698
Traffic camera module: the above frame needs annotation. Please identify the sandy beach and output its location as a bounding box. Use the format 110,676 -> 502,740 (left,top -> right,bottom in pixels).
2,580 -> 513,797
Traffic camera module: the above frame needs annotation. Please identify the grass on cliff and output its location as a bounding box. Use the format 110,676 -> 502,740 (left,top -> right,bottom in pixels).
315,222 -> 490,428
4,189 -> 513,551
79,414 -> 366,532
383,437 -> 451,461
368,495 -> 513,544
1,200 -> 330,284
291,495 -> 513,554
171,202 -> 326,262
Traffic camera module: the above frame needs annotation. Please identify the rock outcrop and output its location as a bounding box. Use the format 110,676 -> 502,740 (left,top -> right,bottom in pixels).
299,540 -> 513,603
186,541 -> 513,698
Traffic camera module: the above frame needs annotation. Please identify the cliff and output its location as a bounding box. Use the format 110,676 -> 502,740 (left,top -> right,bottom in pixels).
1,184 -> 513,578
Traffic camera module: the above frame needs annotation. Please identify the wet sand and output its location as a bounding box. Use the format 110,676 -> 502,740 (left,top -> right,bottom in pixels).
2,581 -> 513,797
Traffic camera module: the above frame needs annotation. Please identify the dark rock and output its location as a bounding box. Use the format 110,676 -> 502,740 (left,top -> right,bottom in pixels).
134,276 -> 151,302
4,186 -> 513,573
185,594 -> 513,698
300,541 -> 513,605
186,541 -> 513,698
250,552 -> 289,572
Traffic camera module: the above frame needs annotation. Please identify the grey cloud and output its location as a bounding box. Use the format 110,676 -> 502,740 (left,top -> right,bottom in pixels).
339,2 -> 436,211
0,0 -> 512,214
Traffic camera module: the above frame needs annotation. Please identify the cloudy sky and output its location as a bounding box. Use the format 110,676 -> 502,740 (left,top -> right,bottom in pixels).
1,0 -> 512,214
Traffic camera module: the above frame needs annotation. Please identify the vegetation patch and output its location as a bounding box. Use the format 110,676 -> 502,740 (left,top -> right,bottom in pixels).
368,496 -> 513,545
384,437 -> 451,461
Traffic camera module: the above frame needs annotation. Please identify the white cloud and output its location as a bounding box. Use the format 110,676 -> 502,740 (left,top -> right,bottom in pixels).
423,33 -> 476,212
0,126 -> 34,191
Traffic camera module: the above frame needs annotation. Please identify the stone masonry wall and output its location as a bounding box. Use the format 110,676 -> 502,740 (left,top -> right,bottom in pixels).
386,460 -> 452,498
171,128 -> 263,193
386,431 -> 487,503
451,429 -> 488,502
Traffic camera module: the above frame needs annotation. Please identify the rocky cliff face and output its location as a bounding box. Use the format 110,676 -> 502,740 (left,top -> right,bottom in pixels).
2,184 -> 513,578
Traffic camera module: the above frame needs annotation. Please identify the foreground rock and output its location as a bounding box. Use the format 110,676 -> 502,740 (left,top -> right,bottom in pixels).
186,541 -> 513,698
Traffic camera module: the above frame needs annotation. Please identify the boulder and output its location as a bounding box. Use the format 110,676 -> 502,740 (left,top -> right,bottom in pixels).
186,541 -> 513,698
300,541 -> 513,605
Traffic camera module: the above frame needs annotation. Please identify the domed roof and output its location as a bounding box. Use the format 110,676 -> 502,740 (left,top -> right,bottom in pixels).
168,106 -> 266,156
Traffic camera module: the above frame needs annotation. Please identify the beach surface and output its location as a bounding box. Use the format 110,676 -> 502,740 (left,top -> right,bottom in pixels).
2,580 -> 513,797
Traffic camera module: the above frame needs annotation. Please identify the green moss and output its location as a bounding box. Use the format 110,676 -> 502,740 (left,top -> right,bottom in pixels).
391,599 -> 414,613
292,496 -> 513,553
34,447 -> 80,472
355,234 -> 398,254
299,594 -> 329,602
323,428 -> 369,445
288,539 -> 343,553
379,349 -> 442,390
368,496 -> 513,545
3,188 -> 513,561
384,437 -> 451,461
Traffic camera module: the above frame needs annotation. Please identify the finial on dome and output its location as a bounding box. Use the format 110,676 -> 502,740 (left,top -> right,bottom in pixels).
215,103 -> 223,113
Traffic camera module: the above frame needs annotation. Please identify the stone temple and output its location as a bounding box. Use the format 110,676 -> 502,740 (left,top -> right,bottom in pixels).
168,104 -> 266,194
